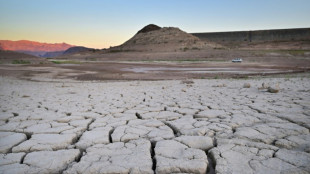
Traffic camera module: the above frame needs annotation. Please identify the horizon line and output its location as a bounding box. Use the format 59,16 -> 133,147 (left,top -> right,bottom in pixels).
1,26 -> 309,49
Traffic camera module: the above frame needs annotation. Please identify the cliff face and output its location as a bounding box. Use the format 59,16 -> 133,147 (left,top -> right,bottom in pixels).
192,28 -> 310,42
192,28 -> 310,49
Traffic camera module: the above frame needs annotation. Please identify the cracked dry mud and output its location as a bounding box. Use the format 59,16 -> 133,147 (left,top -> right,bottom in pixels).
0,76 -> 309,174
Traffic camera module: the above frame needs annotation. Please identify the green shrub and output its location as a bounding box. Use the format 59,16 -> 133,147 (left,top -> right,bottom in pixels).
12,60 -> 31,64
88,58 -> 97,61
51,60 -> 81,64
192,47 -> 200,50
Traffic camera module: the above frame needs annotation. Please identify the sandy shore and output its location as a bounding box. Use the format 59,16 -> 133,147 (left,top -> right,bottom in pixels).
0,76 -> 309,173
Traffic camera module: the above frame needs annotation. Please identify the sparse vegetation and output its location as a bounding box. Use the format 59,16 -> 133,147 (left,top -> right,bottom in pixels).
253,49 -> 309,56
51,60 -> 81,64
214,47 -> 226,50
12,60 -> 31,64
86,58 -> 97,61
181,80 -> 194,84
109,49 -> 135,53
286,50 -> 307,56
109,50 -> 122,53
183,47 -> 189,52
232,75 -> 249,80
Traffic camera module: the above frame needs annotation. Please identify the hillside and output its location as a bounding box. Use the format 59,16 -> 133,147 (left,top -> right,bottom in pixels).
42,47 -> 96,58
0,40 -> 74,57
111,24 -> 212,52
42,51 -> 66,58
0,50 -> 48,64
63,46 -> 94,55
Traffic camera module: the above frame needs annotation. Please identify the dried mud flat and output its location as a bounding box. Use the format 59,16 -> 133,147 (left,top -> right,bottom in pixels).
0,60 -> 309,82
0,75 -> 310,174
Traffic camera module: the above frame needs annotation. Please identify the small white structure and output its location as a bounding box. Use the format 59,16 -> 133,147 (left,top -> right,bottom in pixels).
232,58 -> 243,63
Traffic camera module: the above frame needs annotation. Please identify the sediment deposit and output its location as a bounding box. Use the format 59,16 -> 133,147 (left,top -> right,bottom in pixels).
0,76 -> 309,173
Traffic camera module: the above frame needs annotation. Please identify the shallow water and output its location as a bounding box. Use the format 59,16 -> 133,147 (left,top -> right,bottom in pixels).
122,66 -> 291,74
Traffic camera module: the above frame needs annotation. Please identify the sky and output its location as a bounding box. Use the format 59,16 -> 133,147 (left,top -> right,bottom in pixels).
0,0 -> 309,49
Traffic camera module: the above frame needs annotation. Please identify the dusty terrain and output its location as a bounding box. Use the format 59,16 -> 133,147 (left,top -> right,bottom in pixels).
1,52 -> 309,82
0,61 -> 307,82
0,74 -> 309,173
0,50 -> 48,64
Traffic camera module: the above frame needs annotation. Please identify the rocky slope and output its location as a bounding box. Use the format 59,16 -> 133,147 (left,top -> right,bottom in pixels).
41,51 -> 65,58
111,24 -> 212,52
63,46 -> 94,55
0,50 -> 47,64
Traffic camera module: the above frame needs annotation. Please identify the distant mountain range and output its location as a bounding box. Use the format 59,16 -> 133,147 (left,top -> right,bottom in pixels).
0,40 -> 75,57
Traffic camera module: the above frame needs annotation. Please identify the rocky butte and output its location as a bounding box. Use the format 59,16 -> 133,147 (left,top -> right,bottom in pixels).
110,24 -> 211,52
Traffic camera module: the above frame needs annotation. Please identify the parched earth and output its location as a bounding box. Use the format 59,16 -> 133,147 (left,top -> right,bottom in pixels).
0,76 -> 309,174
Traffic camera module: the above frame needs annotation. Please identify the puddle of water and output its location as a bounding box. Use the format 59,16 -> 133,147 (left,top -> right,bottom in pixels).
122,67 -> 287,74
122,67 -> 242,73
184,70 -> 290,74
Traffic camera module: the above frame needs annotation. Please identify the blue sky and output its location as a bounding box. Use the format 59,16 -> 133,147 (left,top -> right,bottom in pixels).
0,0 -> 309,48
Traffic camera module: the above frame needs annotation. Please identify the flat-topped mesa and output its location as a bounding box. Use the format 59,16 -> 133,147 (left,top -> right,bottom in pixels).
112,24 -> 215,52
